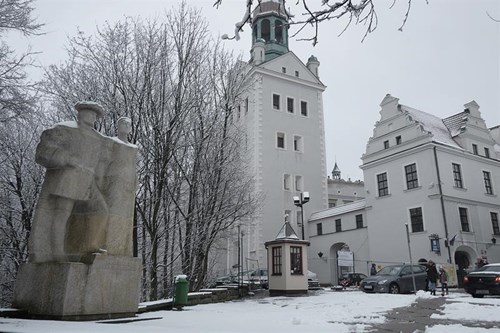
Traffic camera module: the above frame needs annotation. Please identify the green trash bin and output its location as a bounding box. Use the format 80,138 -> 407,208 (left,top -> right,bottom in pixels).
174,275 -> 189,308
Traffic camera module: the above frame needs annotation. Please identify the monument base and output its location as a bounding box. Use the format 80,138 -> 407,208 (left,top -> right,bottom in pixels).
12,255 -> 141,320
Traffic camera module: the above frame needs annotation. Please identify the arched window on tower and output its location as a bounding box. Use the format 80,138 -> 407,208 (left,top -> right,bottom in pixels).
261,19 -> 270,42
275,20 -> 283,43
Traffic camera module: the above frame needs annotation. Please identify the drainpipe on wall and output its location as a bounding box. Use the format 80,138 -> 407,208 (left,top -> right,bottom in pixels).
433,146 -> 453,264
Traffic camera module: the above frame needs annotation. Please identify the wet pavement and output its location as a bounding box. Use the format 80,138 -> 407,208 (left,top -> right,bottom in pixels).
367,291 -> 500,332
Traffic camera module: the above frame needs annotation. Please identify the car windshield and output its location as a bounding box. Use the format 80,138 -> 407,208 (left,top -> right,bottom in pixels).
473,265 -> 500,273
377,266 -> 402,276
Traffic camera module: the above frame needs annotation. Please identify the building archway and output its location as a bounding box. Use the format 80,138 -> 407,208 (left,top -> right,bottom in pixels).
329,242 -> 348,285
454,245 -> 477,287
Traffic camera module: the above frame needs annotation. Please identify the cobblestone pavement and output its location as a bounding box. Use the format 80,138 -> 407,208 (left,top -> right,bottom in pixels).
367,291 -> 500,332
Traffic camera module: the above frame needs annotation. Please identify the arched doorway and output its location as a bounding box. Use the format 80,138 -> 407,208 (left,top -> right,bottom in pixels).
329,242 -> 348,285
455,245 -> 476,287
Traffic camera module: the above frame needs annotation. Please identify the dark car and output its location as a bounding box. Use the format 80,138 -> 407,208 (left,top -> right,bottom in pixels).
339,273 -> 367,287
360,264 -> 427,294
463,263 -> 500,298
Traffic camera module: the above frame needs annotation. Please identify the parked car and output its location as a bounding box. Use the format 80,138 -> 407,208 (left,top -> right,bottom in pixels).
360,264 -> 427,294
463,263 -> 500,298
339,273 -> 367,287
308,270 -> 320,289
250,268 -> 269,289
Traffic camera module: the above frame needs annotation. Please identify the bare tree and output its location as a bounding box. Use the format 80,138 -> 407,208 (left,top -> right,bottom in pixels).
215,0 -> 423,45
42,3 -> 258,301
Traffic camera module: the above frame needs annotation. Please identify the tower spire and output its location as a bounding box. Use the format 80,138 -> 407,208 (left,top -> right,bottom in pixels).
250,0 -> 290,63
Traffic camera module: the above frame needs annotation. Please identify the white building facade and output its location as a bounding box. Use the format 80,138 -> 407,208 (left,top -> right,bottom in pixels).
221,1 -> 328,274
308,94 -> 500,286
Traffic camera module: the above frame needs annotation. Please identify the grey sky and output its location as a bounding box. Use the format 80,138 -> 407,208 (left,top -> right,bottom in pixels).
10,0 -> 500,181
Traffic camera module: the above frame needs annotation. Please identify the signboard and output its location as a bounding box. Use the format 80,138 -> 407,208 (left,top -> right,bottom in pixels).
337,251 -> 353,267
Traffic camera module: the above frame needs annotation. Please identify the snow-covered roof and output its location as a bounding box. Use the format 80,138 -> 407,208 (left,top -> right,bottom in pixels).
442,111 -> 468,137
275,222 -> 299,240
309,199 -> 366,221
400,105 -> 462,149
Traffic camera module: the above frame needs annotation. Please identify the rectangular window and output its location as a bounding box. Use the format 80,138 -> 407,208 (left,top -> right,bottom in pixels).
295,70 -> 299,77
295,175 -> 302,191
281,67 -> 286,74
273,94 -> 280,110
459,207 -> 470,232
405,163 -> 419,189
356,214 -> 363,229
377,172 -> 389,197
472,144 -> 478,155
409,207 -> 424,232
283,174 -> 291,190
293,135 -> 302,152
277,132 -> 285,149
290,246 -> 303,274
491,212 -> 500,235
272,247 -> 282,275
316,223 -> 323,236
452,163 -> 463,188
335,219 -> 342,232
485,147 -> 490,158
384,140 -> 389,149
300,101 -> 308,116
287,97 -> 294,113
396,136 -> 402,145
483,171 -> 493,194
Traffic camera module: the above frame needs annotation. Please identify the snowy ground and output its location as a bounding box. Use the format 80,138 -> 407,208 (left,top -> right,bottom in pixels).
1,289 -> 500,333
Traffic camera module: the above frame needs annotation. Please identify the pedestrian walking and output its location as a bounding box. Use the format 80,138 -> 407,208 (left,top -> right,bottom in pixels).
426,260 -> 438,295
438,266 -> 448,296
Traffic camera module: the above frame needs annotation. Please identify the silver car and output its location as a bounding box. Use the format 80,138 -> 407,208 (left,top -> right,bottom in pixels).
360,264 -> 427,294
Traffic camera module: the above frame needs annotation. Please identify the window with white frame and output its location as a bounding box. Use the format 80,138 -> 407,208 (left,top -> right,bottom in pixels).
377,172 -> 389,197
287,97 -> 294,113
283,174 -> 291,190
273,93 -> 280,110
409,207 -> 424,232
295,175 -> 302,191
300,100 -> 308,116
277,132 -> 285,149
459,207 -> 470,232
491,212 -> 500,235
405,163 -> 419,189
452,163 -> 463,188
483,171 -> 493,194
293,135 -> 303,152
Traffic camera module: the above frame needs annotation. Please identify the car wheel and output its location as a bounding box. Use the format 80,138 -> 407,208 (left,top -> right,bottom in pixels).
389,283 -> 400,294
472,294 -> 484,298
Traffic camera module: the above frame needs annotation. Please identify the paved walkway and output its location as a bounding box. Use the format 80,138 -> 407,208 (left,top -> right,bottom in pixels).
368,292 -> 500,332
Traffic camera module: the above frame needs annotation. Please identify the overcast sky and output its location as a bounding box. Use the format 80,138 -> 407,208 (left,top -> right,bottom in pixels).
10,0 -> 500,181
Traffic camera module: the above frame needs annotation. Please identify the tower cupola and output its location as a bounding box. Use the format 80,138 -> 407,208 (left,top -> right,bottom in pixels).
251,0 -> 289,63
332,162 -> 341,180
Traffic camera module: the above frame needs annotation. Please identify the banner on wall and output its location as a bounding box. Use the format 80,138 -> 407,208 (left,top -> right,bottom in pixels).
337,251 -> 354,267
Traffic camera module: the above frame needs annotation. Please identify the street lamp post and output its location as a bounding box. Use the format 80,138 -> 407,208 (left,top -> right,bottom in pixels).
293,192 -> 310,240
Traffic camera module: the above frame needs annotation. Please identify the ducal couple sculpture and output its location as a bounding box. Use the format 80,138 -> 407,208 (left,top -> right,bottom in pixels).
13,102 -> 142,320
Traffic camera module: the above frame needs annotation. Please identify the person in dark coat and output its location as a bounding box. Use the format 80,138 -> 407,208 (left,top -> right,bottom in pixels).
370,263 -> 377,276
426,260 -> 439,295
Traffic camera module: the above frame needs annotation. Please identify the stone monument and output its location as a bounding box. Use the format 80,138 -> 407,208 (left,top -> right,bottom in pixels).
13,102 -> 142,320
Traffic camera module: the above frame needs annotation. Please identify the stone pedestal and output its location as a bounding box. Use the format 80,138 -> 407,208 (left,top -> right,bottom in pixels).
13,255 -> 141,320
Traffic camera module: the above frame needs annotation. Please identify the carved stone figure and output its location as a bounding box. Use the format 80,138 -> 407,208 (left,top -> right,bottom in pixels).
29,101 -> 108,263
13,103 -> 141,320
